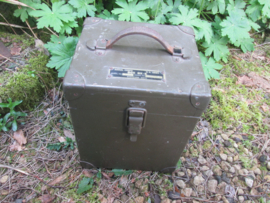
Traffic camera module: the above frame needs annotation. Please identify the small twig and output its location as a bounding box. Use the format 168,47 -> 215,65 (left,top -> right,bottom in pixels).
20,28 -> 32,38
0,13 -> 17,35
0,22 -> 36,29
0,54 -> 21,66
0,164 -> 29,175
255,42 -> 270,47
25,19 -> 38,39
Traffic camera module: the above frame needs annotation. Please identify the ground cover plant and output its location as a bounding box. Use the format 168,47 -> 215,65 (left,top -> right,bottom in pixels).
1,0 -> 270,202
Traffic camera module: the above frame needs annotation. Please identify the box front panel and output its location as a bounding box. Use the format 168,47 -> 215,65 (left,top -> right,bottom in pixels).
68,89 -> 198,172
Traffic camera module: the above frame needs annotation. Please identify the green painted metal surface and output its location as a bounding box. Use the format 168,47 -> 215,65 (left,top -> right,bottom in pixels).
63,17 -> 211,172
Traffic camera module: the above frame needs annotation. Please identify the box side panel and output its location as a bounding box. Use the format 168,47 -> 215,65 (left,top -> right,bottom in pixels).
66,87 -> 199,172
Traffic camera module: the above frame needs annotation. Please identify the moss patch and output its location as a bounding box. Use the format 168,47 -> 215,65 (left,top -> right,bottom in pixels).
0,31 -> 35,50
204,58 -> 270,133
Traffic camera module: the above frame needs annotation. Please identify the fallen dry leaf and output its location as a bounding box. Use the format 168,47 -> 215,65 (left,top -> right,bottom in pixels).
9,141 -> 24,151
10,46 -> 21,55
0,175 -> 9,184
248,72 -> 270,91
82,169 -> 94,178
58,136 -> 66,143
236,75 -> 254,87
48,173 -> 68,186
261,103 -> 269,112
1,190 -> 9,195
64,129 -> 75,141
38,194 -> 55,203
13,130 -> 27,146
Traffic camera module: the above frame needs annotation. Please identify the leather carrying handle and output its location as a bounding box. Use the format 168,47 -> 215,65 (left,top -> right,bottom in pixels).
106,26 -> 178,55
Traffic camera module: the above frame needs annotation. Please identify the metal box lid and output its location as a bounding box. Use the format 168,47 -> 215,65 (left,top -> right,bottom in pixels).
64,17 -> 211,116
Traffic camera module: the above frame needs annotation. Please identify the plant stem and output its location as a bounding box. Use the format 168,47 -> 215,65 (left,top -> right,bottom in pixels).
154,0 -> 161,20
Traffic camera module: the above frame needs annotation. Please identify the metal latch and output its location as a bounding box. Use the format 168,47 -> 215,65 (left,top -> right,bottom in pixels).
126,107 -> 147,142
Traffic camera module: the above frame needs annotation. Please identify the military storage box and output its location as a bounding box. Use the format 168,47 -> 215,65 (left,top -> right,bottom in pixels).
63,17 -> 211,172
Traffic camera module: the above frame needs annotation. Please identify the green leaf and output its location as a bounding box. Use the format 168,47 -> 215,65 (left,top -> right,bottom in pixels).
12,120 -> 17,131
169,5 -> 212,43
248,19 -> 260,31
69,0 -> 96,18
220,11 -> 251,44
153,2 -> 173,24
199,52 -> 223,80
212,16 -> 223,34
9,100 -> 23,109
97,10 -> 118,20
95,0 -> 104,13
45,36 -> 78,77
47,143 -> 62,151
207,0 -> 226,14
112,0 -> 149,22
13,0 -> 40,22
258,0 -> 270,18
202,35 -> 230,63
112,169 -> 133,176
0,103 -> 9,108
96,169 -> 102,179
29,1 -> 75,32
166,0 -> 182,13
59,20 -> 78,34
234,38 -> 255,53
227,0 -> 246,16
246,0 -> 263,21
77,177 -> 94,194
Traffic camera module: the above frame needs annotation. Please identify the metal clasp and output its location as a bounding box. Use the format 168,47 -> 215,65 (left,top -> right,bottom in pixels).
126,107 -> 147,142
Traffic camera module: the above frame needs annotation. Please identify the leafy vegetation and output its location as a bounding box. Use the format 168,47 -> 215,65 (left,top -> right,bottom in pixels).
0,98 -> 27,131
47,137 -> 75,151
3,0 -> 269,79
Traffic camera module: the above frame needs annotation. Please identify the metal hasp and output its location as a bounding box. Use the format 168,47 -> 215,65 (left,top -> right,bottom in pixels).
126,108 -> 147,142
126,100 -> 147,142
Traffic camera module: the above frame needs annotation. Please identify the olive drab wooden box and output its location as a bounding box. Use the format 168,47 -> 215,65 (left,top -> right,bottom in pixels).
63,17 -> 211,172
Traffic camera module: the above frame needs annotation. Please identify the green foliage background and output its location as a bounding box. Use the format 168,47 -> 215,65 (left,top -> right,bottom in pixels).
5,0 -> 270,79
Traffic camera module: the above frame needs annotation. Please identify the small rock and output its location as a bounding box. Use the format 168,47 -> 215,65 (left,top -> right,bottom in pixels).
267,162 -> 270,170
193,201 -> 200,203
205,170 -> 213,177
213,165 -> 222,176
1,190 -> 8,195
100,197 -> 107,203
19,157 -> 26,164
220,161 -> 230,172
259,155 -> 267,163
138,185 -> 148,193
227,157 -> 233,163
135,179 -> 143,188
229,167 -> 235,173
250,188 -> 258,195
167,191 -> 180,200
134,196 -> 144,203
198,155 -> 207,165
233,143 -> 238,148
201,166 -> 209,171
238,169 -> 249,176
243,148 -> 249,154
238,196 -> 244,203
245,177 -> 253,188
234,155 -> 239,161
233,164 -> 241,170
181,188 -> 192,197
113,200 -> 121,203
216,182 -> 227,195
172,201 -> 181,203
176,172 -> 185,177
119,176 -> 128,187
221,196 -> 229,203
120,195 -> 129,202
175,180 -> 186,189
220,153 -> 227,161
187,169 -> 192,177
221,134 -> 229,140
266,147 -> 270,153
224,141 -> 232,147
208,179 -> 218,193
193,175 -> 204,185
215,175 -> 222,184
215,156 -> 221,163
161,198 -> 171,203
129,187 -> 139,197
221,172 -> 231,184
238,189 -> 244,195
0,175 -> 9,184
197,185 -> 204,192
